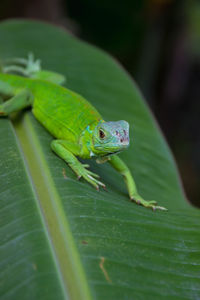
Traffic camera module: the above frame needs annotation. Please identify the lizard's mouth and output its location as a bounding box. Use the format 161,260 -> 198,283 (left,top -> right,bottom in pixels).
103,150 -> 121,157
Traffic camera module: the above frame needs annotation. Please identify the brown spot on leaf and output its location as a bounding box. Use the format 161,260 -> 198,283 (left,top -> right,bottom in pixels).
62,168 -> 67,179
81,240 -> 88,245
99,257 -> 112,284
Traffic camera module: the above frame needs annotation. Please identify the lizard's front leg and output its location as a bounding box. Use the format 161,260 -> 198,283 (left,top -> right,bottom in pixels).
51,140 -> 106,190
108,155 -> 167,211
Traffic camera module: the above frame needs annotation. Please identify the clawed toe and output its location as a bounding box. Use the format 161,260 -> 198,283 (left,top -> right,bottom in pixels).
130,195 -> 167,211
148,200 -> 157,205
82,164 -> 90,168
77,165 -> 106,192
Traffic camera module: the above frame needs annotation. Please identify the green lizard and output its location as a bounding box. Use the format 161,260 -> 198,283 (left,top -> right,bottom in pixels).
0,54 -> 167,211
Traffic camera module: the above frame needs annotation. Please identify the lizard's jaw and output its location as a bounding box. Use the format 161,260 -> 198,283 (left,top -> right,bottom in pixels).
93,140 -> 129,156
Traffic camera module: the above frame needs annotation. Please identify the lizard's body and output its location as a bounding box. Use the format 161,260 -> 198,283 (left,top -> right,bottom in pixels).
0,73 -> 101,158
0,55 -> 166,211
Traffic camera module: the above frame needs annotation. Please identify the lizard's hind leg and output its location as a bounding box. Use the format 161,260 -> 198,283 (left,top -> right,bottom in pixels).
1,53 -> 40,77
0,80 -> 15,100
0,88 -> 33,116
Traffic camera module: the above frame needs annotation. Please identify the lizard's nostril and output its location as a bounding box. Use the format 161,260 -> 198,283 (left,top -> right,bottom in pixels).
120,138 -> 123,143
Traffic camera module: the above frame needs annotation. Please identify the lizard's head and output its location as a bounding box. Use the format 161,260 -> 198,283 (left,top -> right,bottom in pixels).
92,120 -> 130,156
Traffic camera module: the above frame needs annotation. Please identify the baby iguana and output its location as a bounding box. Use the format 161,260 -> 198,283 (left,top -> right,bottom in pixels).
0,54 -> 167,211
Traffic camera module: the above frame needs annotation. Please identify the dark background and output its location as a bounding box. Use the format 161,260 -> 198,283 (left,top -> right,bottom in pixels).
1,0 -> 199,206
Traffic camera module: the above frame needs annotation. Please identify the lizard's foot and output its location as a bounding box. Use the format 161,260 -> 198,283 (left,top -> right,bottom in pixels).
130,195 -> 167,211
77,164 -> 106,190
2,53 -> 41,77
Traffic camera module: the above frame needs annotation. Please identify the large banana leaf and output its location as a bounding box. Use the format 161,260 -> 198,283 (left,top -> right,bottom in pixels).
0,20 -> 199,300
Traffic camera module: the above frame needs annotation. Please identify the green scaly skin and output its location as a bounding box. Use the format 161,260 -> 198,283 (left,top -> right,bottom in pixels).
0,54 -> 167,211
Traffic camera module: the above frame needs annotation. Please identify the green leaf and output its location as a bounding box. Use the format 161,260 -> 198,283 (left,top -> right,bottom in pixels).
0,20 -> 200,300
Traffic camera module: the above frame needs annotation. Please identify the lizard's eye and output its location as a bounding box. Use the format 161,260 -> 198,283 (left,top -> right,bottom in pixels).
99,129 -> 106,139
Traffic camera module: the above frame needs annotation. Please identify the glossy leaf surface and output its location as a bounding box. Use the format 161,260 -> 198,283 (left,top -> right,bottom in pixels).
0,20 -> 200,300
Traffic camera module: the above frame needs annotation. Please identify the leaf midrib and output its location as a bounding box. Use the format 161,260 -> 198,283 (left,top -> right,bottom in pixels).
12,113 -> 92,300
